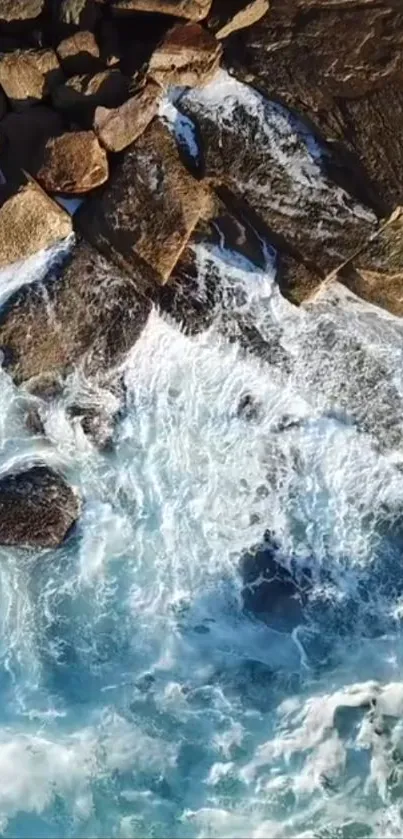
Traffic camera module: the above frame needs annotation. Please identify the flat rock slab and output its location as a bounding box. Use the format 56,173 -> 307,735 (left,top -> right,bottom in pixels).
225,0 -> 403,213
148,22 -> 222,87
0,50 -> 61,111
0,180 -> 72,270
94,80 -> 161,153
37,131 -> 109,194
0,242 -> 152,384
76,118 -> 211,281
180,71 -> 377,275
110,0 -> 213,20
0,465 -> 79,549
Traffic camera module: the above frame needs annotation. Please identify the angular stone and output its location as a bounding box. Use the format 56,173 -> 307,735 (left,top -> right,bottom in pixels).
148,22 -> 222,87
110,0 -> 212,21
0,465 -> 79,549
180,72 -> 377,275
0,107 -> 63,179
37,131 -> 108,194
0,49 -> 62,111
208,0 -> 269,39
226,0 -> 403,214
52,69 -> 130,121
0,180 -> 72,270
0,0 -> 44,22
56,30 -> 102,76
94,80 -> 161,152
336,208 -> 403,317
0,242 -> 152,384
76,118 -> 211,281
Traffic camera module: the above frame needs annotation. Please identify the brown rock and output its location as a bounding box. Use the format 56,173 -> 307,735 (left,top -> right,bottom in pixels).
226,0 -> 403,214
0,0 -> 44,22
0,242 -> 152,384
94,80 -> 161,152
148,22 -> 222,87
0,107 -> 63,179
336,208 -> 403,317
56,31 -> 102,76
208,0 -> 269,39
0,49 -> 62,112
180,73 -> 377,275
52,69 -> 130,122
0,179 -> 72,269
0,465 -> 79,549
37,131 -> 108,194
110,0 -> 212,21
76,118 -> 211,281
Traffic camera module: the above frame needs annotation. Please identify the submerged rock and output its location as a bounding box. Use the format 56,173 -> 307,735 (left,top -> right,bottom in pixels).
109,0 -> 213,21
0,49 -> 62,111
76,118 -> 211,281
0,465 -> 79,549
148,22 -> 222,88
37,131 -> 109,194
0,179 -> 72,270
94,80 -> 161,153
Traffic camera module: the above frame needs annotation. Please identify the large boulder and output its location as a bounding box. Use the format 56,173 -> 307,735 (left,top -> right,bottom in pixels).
148,22 -> 222,87
36,131 -> 109,194
52,69 -> 130,123
56,31 -> 102,76
110,0 -> 213,21
0,107 -> 63,180
0,242 -> 152,384
76,118 -> 211,281
225,0 -> 403,214
0,49 -> 62,111
0,179 -> 72,270
0,465 -> 79,549
94,80 -> 161,152
179,72 -> 377,275
0,0 -> 44,23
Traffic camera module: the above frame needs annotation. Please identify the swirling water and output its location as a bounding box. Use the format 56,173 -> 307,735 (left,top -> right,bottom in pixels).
1,78 -> 403,839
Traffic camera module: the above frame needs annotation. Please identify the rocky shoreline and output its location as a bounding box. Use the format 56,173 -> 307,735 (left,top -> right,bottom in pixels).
0,0 -> 401,566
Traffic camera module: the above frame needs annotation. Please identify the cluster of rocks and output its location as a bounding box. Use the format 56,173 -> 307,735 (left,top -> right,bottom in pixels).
0,0 -> 402,553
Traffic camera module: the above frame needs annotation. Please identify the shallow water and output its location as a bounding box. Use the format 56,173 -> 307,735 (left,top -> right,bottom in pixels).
0,75 -> 403,838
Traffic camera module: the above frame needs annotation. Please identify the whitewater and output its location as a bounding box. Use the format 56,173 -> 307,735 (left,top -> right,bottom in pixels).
0,75 -> 403,838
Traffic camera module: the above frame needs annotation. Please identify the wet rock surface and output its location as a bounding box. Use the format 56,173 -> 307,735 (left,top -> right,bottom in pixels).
36,130 -> 109,193
0,179 -> 72,269
0,465 -> 79,549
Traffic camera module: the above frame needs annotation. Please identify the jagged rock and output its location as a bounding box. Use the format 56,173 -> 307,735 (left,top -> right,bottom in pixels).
76,118 -> 211,281
180,72 -> 377,275
0,107 -> 63,179
226,0 -> 403,214
110,0 -> 213,21
0,0 -> 44,22
148,22 -> 222,87
207,0 -> 269,39
94,80 -> 161,152
52,69 -> 130,123
0,49 -> 62,111
0,465 -> 79,549
0,242 -> 152,383
336,208 -> 403,317
0,180 -> 72,270
37,131 -> 108,194
56,30 -> 102,76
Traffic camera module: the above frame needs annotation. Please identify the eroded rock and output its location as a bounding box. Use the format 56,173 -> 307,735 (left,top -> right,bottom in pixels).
76,118 -> 211,281
94,80 -> 161,152
148,22 -> 222,87
37,131 -> 108,194
56,30 -> 102,76
110,0 -> 213,21
0,49 -> 62,111
0,465 -> 79,549
0,242 -> 152,384
0,179 -> 72,270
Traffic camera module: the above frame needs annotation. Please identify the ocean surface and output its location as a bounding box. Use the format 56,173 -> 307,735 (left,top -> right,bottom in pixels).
0,75 -> 403,838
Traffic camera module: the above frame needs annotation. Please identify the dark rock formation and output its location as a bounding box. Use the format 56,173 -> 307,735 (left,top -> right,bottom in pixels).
0,241 -> 152,383
148,22 -> 222,87
36,131 -> 109,193
76,118 -> 211,281
0,179 -> 72,269
0,49 -> 62,111
52,69 -> 130,124
0,107 -> 63,180
94,79 -> 161,152
56,30 -> 102,76
0,465 -> 79,549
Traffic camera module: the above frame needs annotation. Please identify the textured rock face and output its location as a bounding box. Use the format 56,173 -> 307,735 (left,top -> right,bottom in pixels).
0,181 -> 72,270
37,131 -> 109,194
56,31 -> 101,76
110,0 -> 213,21
0,465 -> 79,549
226,0 -> 403,213
148,23 -> 222,87
0,0 -> 44,22
94,80 -> 161,152
0,107 -> 63,179
77,118 -> 211,281
180,73 -> 377,275
0,49 -> 62,111
0,242 -> 152,384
